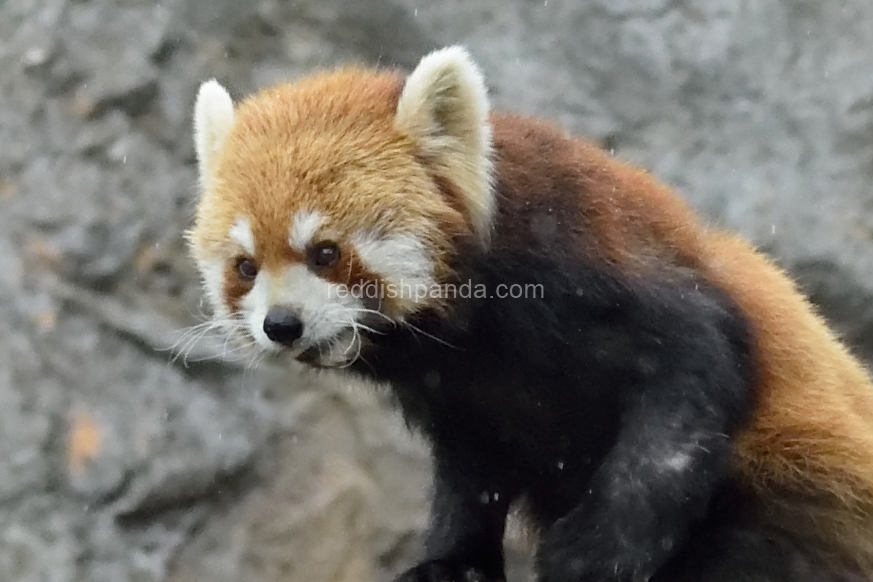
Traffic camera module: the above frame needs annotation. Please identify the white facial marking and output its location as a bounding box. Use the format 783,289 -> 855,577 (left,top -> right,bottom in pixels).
242,272 -> 276,352
289,210 -> 324,252
352,232 -> 436,301
240,264 -> 365,359
198,259 -> 230,321
229,217 -> 255,255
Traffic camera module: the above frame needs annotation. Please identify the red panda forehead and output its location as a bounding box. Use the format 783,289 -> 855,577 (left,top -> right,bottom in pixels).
232,68 -> 405,138
211,134 -> 445,260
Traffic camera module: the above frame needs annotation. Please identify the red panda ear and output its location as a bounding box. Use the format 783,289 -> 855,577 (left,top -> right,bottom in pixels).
193,79 -> 235,192
394,46 -> 495,247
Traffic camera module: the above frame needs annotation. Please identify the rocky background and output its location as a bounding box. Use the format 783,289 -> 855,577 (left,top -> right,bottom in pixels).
1,0 -> 872,581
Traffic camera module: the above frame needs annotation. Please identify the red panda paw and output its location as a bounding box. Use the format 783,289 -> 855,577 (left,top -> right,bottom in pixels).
391,559 -> 505,582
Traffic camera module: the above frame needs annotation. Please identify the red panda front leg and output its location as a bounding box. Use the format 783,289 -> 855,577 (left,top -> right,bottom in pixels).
393,444 -> 513,582
536,371 -> 750,582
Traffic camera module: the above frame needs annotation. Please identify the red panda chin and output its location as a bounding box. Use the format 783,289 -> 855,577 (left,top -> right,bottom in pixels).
291,327 -> 362,369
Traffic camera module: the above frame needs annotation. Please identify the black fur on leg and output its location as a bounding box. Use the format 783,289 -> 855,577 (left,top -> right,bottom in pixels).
534,388 -> 749,576
533,288 -> 753,581
391,442 -> 513,582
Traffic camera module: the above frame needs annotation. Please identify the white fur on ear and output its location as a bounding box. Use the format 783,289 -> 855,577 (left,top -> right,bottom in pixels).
394,46 -> 495,247
193,79 -> 235,189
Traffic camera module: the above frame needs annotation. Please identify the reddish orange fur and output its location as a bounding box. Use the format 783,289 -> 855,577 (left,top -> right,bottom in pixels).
222,260 -> 254,312
486,112 -> 707,274
705,232 -> 873,570
190,65 -> 873,573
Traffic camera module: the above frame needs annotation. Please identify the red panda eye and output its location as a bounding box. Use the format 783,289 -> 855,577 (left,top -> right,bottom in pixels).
235,257 -> 258,281
308,241 -> 340,269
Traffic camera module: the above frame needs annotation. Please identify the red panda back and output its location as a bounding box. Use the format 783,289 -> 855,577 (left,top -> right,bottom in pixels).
487,111 -> 710,275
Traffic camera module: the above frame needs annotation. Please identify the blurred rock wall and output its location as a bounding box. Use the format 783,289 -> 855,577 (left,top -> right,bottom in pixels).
1,1 -> 872,581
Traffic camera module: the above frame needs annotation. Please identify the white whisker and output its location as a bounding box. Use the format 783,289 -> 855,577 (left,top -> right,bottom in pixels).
404,321 -> 459,350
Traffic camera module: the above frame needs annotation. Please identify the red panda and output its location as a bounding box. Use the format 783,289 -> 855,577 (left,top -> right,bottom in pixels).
186,46 -> 873,582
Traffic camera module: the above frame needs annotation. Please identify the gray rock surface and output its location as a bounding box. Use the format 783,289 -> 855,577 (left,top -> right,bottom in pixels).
0,0 -> 871,581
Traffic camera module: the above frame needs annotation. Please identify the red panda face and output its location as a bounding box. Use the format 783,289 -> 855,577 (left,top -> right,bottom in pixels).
186,47 -> 495,368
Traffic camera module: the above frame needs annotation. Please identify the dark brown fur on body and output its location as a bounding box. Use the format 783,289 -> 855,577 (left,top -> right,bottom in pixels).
487,111 -> 707,274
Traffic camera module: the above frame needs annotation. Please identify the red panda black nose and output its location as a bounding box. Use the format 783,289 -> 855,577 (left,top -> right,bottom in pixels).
263,307 -> 304,346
